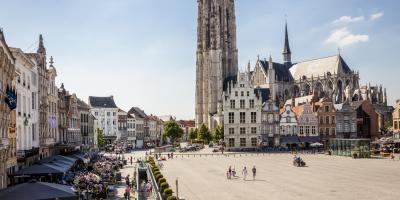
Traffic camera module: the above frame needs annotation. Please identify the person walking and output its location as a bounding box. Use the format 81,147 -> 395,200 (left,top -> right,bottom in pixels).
242,167 -> 248,180
125,175 -> 130,187
124,185 -> 131,200
252,166 -> 256,180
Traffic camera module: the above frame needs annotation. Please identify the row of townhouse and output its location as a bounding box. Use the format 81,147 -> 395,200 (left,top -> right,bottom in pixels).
88,97 -> 164,149
0,31 -> 99,188
223,69 -> 382,150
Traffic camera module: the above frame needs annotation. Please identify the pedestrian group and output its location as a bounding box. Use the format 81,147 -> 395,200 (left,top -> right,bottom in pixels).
227,165 -> 257,181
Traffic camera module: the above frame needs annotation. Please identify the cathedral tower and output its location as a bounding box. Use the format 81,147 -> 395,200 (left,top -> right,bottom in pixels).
195,0 -> 238,129
282,21 -> 292,67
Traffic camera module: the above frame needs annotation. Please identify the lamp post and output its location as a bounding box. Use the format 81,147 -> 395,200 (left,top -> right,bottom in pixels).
176,178 -> 179,199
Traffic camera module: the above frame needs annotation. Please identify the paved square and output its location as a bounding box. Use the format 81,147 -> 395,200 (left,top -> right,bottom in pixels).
161,153 -> 400,200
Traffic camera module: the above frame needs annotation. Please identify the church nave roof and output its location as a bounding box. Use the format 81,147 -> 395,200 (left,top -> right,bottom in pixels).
289,54 -> 352,80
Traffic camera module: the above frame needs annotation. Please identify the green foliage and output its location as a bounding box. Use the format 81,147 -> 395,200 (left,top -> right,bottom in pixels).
162,121 -> 184,144
97,128 -> 104,147
192,139 -> 204,144
189,128 -> 198,140
148,156 -> 155,162
160,182 -> 169,193
164,188 -> 173,196
167,196 -> 178,200
213,124 -> 223,142
158,177 -> 166,186
154,171 -> 161,177
155,174 -> 163,182
381,119 -> 393,135
198,123 -> 213,144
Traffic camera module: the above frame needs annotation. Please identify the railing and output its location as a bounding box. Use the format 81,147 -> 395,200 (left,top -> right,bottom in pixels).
157,151 -> 320,158
147,163 -> 163,200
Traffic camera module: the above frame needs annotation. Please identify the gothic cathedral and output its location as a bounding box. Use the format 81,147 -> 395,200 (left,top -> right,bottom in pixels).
195,0 -> 238,130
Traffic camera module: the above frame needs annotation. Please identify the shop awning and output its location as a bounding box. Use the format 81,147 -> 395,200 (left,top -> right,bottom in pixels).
280,135 -> 301,144
299,136 -> 321,143
0,181 -> 77,200
11,155 -> 79,176
12,164 -> 64,176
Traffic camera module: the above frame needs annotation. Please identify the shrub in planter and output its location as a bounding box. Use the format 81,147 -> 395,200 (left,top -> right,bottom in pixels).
154,171 -> 161,177
167,196 -> 178,200
153,168 -> 160,174
160,182 -> 169,192
164,188 -> 173,196
155,174 -> 163,181
158,177 -> 166,185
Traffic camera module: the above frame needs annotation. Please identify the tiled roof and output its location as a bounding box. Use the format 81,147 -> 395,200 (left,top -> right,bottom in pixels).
223,75 -> 237,92
254,88 -> 270,103
88,96 -> 118,108
292,105 -> 304,116
259,60 -> 293,82
179,120 -> 195,127
77,98 -> 90,109
289,54 -> 352,80
128,107 -> 147,118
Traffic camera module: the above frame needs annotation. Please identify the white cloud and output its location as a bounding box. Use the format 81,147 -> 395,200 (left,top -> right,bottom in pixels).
370,11 -> 384,20
325,27 -> 369,47
333,15 -> 364,23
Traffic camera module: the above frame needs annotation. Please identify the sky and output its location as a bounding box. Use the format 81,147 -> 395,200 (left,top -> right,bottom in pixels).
1,0 -> 399,120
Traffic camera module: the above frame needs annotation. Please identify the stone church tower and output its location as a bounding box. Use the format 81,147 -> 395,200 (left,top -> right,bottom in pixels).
195,0 -> 238,130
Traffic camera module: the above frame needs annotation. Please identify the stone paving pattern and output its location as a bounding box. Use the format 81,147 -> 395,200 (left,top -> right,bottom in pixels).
162,153 -> 400,200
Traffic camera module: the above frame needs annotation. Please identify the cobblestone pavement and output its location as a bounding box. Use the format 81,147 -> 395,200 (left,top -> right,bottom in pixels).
161,152 -> 400,200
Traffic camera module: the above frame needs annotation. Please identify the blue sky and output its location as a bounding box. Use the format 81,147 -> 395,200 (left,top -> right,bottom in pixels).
1,0 -> 399,119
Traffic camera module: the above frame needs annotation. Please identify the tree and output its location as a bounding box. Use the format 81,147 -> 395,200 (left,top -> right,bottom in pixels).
97,128 -> 104,147
189,128 -> 198,142
198,123 -> 212,144
162,121 -> 184,144
381,118 -> 393,136
213,124 -> 223,142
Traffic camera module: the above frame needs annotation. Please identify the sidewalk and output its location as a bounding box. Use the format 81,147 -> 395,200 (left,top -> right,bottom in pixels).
113,162 -> 137,200
111,150 -> 157,200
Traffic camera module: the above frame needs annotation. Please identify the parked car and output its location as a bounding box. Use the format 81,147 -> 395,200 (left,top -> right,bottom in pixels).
209,142 -> 214,148
212,147 -> 219,153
